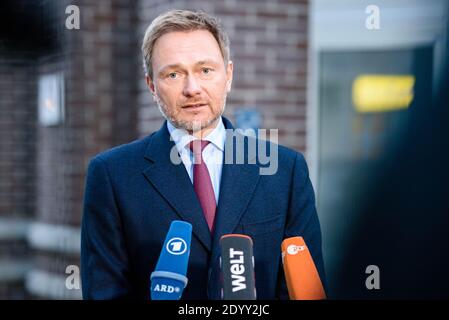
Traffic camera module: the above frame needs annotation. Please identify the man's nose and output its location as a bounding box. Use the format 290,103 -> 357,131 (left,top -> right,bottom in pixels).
183,75 -> 202,97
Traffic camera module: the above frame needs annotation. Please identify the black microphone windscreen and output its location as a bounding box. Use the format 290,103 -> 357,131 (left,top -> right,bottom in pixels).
219,234 -> 256,300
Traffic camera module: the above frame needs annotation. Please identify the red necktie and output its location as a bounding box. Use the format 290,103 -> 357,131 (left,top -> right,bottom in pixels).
189,140 -> 216,232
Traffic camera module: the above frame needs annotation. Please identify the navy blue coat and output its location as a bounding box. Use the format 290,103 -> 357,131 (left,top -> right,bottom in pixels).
81,117 -> 325,300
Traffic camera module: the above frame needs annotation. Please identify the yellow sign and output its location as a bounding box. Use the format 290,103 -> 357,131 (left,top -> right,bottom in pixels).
352,75 -> 415,113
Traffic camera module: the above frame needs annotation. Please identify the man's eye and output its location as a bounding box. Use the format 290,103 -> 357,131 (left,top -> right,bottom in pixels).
202,68 -> 212,74
168,72 -> 178,79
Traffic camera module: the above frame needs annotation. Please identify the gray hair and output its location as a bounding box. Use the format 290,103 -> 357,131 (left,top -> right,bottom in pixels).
141,10 -> 230,78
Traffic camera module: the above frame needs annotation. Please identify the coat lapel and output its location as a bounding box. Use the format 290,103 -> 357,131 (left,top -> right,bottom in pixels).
210,118 -> 261,269
142,121 -> 212,251
211,161 -> 260,249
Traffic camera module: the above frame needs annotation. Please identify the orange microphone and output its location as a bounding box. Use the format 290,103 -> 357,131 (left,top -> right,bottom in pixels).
281,236 -> 326,300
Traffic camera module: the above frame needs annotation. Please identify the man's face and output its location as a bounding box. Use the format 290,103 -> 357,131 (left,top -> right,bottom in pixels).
146,29 -> 233,134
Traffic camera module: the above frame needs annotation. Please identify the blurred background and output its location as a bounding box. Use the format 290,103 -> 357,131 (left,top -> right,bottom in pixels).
0,0 -> 448,299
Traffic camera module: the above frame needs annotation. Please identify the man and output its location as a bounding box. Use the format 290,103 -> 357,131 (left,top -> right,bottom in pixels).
81,9 -> 325,300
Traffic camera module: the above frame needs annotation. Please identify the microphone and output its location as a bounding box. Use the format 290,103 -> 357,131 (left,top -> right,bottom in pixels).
150,220 -> 192,300
219,234 -> 256,300
281,236 -> 326,300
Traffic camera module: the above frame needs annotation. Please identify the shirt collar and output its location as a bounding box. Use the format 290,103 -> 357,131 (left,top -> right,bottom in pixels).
166,117 -> 226,153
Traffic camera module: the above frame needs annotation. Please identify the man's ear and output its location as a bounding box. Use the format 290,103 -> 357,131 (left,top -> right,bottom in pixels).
226,60 -> 233,93
146,75 -> 157,101
145,75 -> 155,94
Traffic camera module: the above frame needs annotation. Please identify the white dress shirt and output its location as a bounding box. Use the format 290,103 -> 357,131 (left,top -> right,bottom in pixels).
167,118 -> 226,204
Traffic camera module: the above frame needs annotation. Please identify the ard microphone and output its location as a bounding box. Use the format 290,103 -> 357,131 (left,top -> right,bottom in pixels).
150,220 -> 192,300
281,236 -> 326,300
219,234 -> 256,300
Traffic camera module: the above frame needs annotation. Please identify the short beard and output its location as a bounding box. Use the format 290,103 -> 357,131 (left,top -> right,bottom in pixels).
155,94 -> 227,133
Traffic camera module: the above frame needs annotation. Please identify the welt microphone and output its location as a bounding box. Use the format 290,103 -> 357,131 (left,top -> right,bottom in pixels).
281,236 -> 326,300
219,234 -> 256,300
150,220 -> 192,300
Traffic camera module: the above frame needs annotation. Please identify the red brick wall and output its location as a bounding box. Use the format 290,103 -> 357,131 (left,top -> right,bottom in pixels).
0,56 -> 37,222
26,0 -> 140,299
62,0 -> 139,226
0,54 -> 37,299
